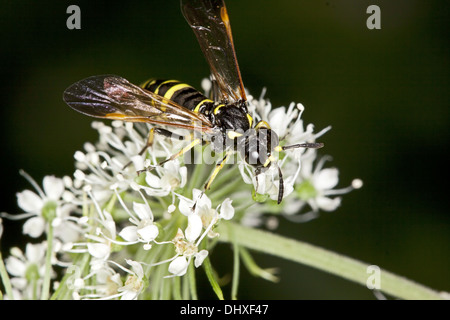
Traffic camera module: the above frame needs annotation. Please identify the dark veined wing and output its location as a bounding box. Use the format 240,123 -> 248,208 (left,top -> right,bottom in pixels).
181,0 -> 246,103
63,75 -> 214,133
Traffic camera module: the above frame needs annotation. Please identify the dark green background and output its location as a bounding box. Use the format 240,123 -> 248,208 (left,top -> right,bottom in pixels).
1,0 -> 449,299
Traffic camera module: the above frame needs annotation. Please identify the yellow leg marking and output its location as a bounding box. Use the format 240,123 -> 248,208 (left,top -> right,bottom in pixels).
123,128 -> 156,170
146,127 -> 156,147
227,130 -> 243,139
160,138 -> 201,165
204,151 -> 232,190
263,155 -> 276,168
274,145 -> 283,152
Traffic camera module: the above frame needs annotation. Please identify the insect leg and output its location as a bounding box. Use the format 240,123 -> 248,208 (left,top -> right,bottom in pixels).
137,137 -> 201,175
159,138 -> 202,166
190,150 -> 233,213
204,150 -> 233,191
123,127 -> 188,170
277,165 -> 284,205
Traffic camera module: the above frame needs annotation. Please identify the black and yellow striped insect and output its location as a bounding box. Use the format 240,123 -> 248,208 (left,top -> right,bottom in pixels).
63,0 -> 323,204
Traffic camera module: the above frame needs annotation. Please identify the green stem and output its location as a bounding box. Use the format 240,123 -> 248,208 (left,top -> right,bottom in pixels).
217,222 -> 445,300
203,256 -> 224,300
173,276 -> 182,300
187,262 -> 198,300
0,249 -> 14,300
231,232 -> 240,300
41,223 -> 54,300
239,247 -> 279,282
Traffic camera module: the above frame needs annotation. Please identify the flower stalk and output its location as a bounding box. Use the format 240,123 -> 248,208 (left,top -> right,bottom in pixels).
217,221 -> 444,300
40,222 -> 53,300
0,251 -> 13,300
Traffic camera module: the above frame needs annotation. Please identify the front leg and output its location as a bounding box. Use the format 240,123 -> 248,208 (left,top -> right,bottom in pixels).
123,127 -> 189,170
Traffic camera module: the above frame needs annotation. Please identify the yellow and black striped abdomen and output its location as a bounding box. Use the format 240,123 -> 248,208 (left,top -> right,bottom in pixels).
141,79 -> 214,114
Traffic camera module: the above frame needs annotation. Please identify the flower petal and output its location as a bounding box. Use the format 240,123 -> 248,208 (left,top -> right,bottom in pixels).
5,256 -> 26,277
194,250 -> 208,268
193,189 -> 211,212
23,217 -> 45,238
119,226 -> 138,242
314,168 -> 339,190
43,176 -> 65,200
17,190 -> 43,213
137,224 -> 159,242
178,196 -> 194,216
238,163 -> 253,184
145,172 -> 161,188
130,155 -> 145,171
178,166 -> 187,188
133,202 -> 153,221
126,259 -> 144,278
316,196 -> 341,211
168,256 -> 189,276
87,243 -> 110,259
268,106 -> 288,136
25,243 -> 46,263
219,198 -> 234,220
185,214 -> 202,243
120,289 -> 139,300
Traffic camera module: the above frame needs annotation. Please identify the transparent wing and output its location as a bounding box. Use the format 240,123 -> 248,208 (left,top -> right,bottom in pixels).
63,75 -> 213,132
181,0 -> 246,103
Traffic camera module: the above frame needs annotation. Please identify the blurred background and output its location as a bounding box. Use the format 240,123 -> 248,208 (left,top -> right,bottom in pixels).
1,0 -> 449,299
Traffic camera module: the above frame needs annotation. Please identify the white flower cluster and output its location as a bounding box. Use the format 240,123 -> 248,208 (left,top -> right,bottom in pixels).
0,81 -> 360,299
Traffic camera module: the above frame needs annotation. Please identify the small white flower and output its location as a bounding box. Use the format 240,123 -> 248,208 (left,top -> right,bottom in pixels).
70,190 -> 118,261
72,258 -> 147,300
119,201 -> 159,247
85,212 -> 117,260
166,225 -> 209,277
178,189 -> 235,233
72,260 -> 122,300
282,154 -> 362,221
71,121 -> 157,205
117,259 -> 146,300
265,102 -> 300,139
297,157 -> 342,212
167,250 -> 208,276
2,172 -> 73,239
139,159 -> 187,197
5,243 -> 48,299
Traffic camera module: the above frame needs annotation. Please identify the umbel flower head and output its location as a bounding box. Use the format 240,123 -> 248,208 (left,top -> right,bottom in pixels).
0,80 -> 361,300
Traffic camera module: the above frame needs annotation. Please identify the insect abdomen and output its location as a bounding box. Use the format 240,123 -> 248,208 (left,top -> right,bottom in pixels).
141,79 -> 214,114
